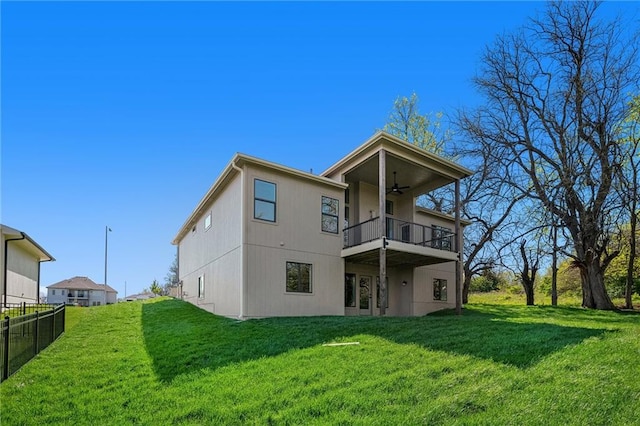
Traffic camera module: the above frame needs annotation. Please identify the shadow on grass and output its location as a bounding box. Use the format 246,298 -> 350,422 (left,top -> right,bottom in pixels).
142,298 -> 612,383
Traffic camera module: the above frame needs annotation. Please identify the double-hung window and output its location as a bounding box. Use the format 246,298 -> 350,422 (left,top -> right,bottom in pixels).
254,179 -> 276,222
286,262 -> 312,293
321,196 -> 339,233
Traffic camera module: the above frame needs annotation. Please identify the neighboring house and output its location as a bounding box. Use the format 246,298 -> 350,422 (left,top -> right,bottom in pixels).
47,276 -> 117,306
124,292 -> 157,301
172,131 -> 472,319
1,224 -> 55,308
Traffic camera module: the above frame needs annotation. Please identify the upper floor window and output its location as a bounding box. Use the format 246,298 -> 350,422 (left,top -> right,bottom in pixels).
254,179 -> 276,222
286,262 -> 312,293
204,213 -> 212,230
321,196 -> 339,233
432,225 -> 453,251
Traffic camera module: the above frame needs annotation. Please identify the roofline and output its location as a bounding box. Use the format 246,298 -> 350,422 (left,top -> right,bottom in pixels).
321,131 -> 474,179
1,224 -> 55,262
172,153 -> 348,245
416,206 -> 472,226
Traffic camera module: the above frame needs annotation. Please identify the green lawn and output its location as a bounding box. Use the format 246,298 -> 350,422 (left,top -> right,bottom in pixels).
1,298 -> 639,425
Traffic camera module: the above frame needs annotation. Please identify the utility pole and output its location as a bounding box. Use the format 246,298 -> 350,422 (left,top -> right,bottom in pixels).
104,226 -> 111,306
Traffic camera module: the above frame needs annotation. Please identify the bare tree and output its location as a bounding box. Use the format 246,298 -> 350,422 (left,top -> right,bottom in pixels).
382,93 -> 526,304
459,1 -> 639,309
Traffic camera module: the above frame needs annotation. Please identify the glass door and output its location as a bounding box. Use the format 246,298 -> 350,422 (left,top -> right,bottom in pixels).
359,275 -> 372,315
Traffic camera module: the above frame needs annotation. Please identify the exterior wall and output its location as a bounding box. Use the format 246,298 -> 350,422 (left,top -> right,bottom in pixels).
344,264 -> 414,317
244,164 -> 344,318
47,288 -> 67,305
5,243 -> 39,304
179,174 -> 242,317
412,261 -> 456,315
47,288 -> 117,306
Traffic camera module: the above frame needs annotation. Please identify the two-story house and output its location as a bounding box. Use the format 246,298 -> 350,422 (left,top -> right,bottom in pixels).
1,224 -> 55,308
172,132 -> 472,318
47,276 -> 118,307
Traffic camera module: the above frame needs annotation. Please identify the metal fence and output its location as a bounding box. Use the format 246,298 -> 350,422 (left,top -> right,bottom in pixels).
343,216 -> 455,251
1,303 -> 65,382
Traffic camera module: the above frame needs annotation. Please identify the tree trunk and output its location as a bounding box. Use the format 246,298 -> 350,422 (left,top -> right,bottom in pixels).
462,270 -> 471,304
626,213 -> 637,310
524,284 -> 535,306
580,261 -> 615,310
551,225 -> 558,306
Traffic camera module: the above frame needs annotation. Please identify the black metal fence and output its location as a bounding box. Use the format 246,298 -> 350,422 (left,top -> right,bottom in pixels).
1,303 -> 65,382
343,216 -> 455,251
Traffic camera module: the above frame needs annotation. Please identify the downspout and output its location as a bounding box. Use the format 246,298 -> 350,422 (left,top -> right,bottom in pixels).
3,233 -> 26,308
231,160 -> 246,319
37,257 -> 54,304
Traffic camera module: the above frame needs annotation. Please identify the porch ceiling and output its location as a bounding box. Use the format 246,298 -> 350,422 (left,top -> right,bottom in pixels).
343,152 -> 451,197
344,248 -> 453,268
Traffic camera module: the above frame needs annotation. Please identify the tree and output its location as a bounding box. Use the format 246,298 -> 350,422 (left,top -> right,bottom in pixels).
150,279 -> 162,295
616,95 -> 640,308
458,1 -> 639,309
382,93 -> 525,305
383,93 -> 448,154
163,253 -> 179,295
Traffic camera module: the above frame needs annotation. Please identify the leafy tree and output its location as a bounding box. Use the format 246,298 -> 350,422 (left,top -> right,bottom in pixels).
616,95 -> 640,308
150,279 -> 162,295
382,93 -> 524,305
383,93 -> 448,154
458,1 -> 639,309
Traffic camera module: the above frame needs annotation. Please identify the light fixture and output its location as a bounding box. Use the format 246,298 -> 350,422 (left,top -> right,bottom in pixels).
402,280 -> 407,286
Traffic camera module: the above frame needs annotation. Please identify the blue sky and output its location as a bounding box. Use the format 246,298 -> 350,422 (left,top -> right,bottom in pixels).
2,1 -> 637,298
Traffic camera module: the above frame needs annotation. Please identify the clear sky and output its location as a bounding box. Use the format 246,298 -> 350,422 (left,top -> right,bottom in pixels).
2,1 -> 637,298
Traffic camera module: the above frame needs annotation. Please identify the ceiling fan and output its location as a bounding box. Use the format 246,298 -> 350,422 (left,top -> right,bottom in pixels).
386,171 -> 410,195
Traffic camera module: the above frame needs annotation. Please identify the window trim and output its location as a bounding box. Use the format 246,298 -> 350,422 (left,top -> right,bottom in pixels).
254,179 -> 277,223
321,195 -> 339,234
285,261 -> 313,294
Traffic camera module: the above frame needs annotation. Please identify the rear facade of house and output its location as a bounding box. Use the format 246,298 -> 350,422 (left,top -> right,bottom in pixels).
1,224 -> 55,307
173,132 -> 471,319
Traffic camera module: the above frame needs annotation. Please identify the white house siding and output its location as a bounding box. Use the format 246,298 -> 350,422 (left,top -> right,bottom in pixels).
5,243 -> 39,304
179,174 -> 242,317
47,289 -> 66,305
244,164 -> 344,318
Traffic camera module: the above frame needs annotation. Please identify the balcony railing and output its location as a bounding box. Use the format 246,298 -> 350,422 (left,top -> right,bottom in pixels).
67,293 -> 88,299
343,217 -> 455,251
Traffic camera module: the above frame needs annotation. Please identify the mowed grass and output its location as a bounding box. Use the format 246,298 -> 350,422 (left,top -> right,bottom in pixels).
1,298 -> 639,425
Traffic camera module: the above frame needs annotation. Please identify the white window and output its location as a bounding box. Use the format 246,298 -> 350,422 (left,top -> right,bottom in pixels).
198,275 -> 205,298
204,213 -> 212,230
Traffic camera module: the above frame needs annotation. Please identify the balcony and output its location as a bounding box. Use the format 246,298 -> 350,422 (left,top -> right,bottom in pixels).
67,293 -> 88,300
342,217 -> 458,267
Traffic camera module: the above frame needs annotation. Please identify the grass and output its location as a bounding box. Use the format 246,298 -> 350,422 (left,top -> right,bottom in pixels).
1,298 -> 639,425
469,290 -> 640,309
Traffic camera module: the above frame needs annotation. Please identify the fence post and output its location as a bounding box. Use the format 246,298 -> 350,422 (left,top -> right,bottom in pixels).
34,311 -> 39,355
2,316 -> 9,382
61,305 -> 65,337
22,302 -> 26,316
